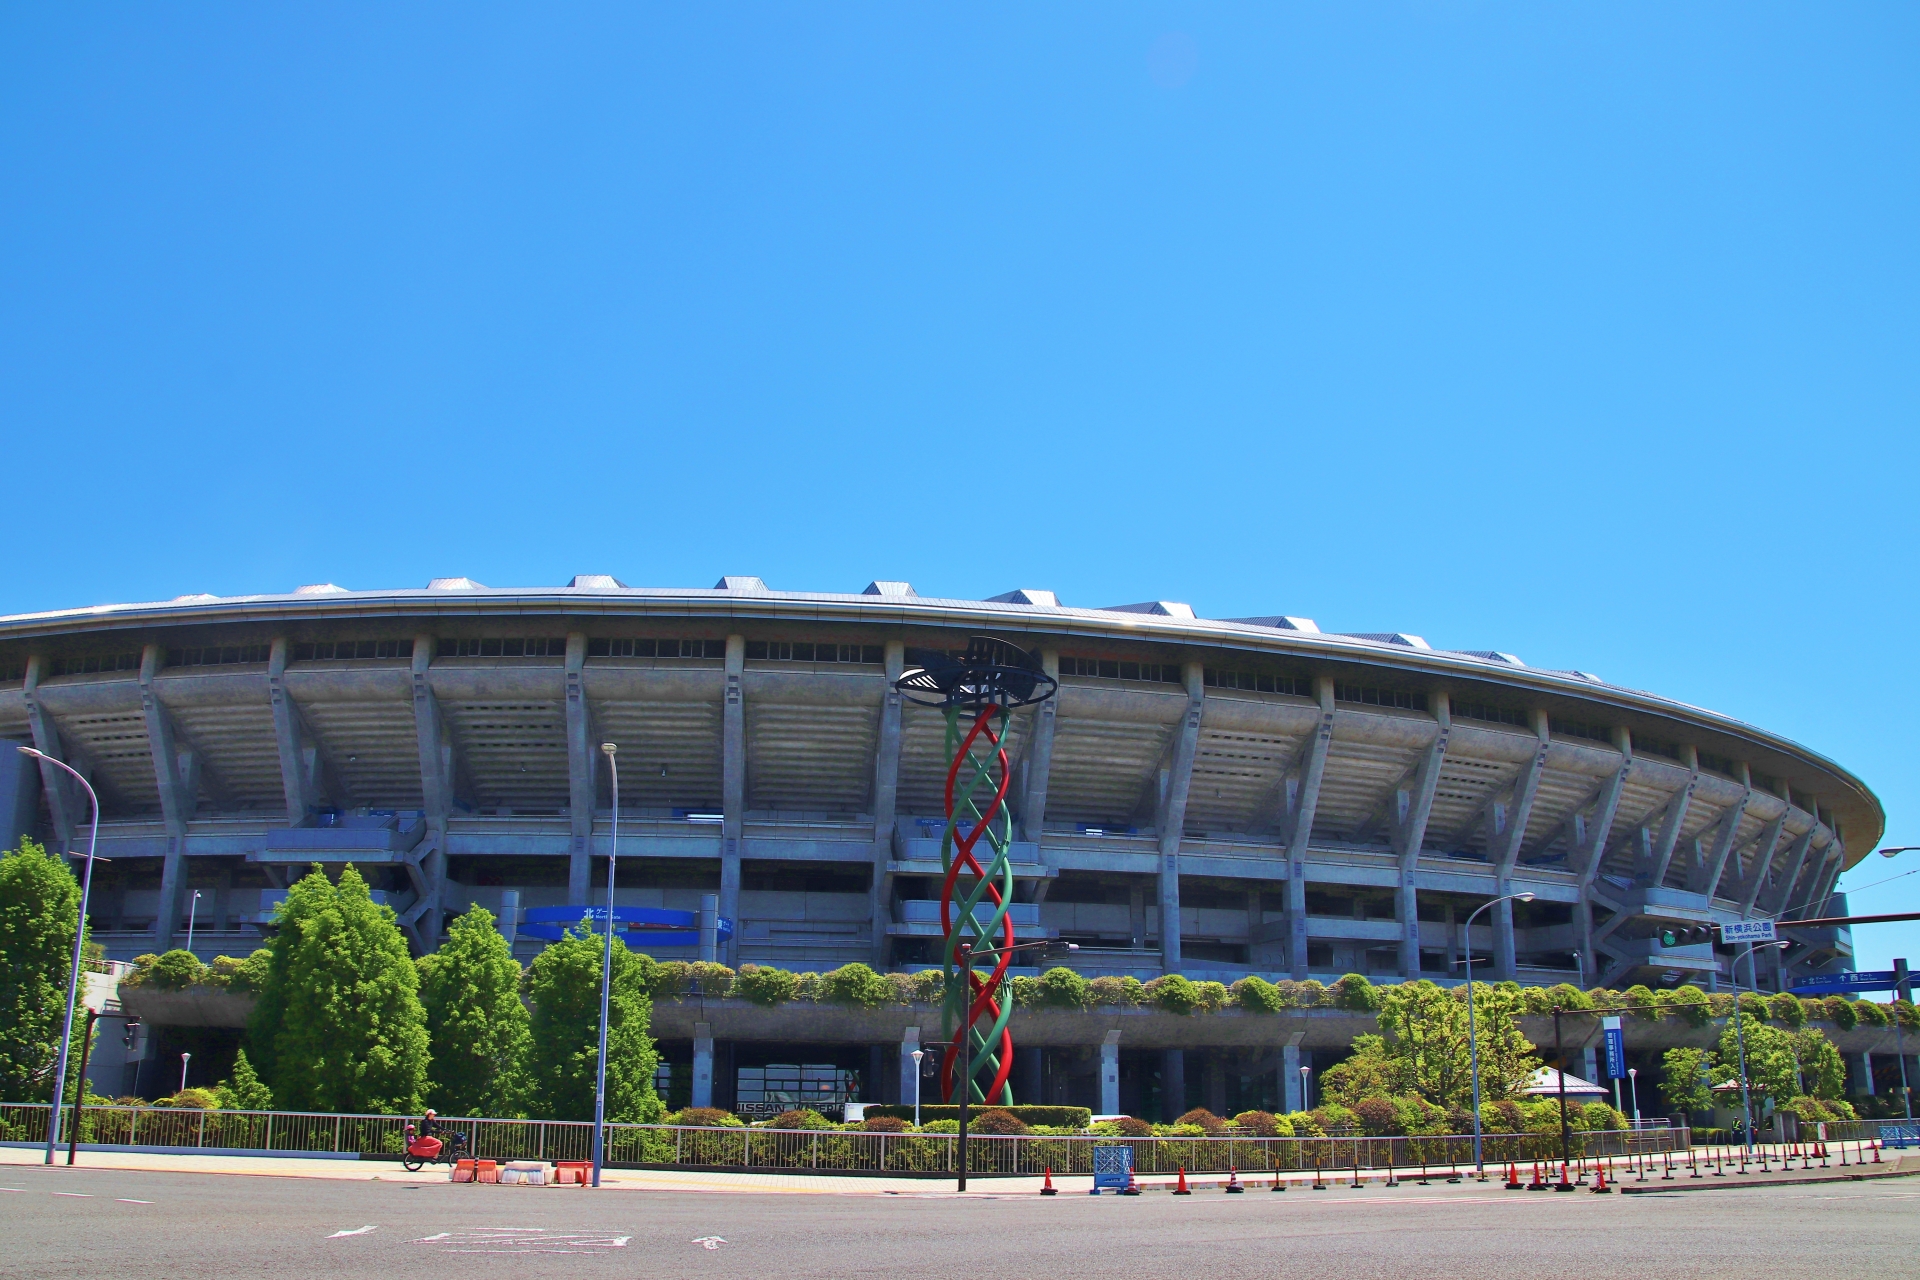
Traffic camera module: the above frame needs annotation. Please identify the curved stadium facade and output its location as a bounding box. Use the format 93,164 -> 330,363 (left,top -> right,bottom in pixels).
0,575 -> 1884,1111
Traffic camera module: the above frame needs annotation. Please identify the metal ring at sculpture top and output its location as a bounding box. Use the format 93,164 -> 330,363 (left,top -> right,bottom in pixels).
895,636 -> 1058,710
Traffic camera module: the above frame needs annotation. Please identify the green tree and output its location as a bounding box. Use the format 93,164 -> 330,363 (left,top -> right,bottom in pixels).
215,1048 -> 275,1110
524,923 -> 664,1123
418,906 -> 530,1118
1790,1027 -> 1846,1100
0,840 -> 89,1103
1718,1013 -> 1800,1108
1364,980 -> 1541,1110
1658,1046 -> 1719,1114
246,865 -> 430,1114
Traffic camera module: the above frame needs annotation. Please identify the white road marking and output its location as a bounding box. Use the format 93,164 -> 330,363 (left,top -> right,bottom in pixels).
693,1236 -> 728,1250
0,1189 -> 25,1193
50,1192 -> 92,1198
115,1199 -> 152,1205
411,1228 -> 630,1253
327,1225 -> 379,1238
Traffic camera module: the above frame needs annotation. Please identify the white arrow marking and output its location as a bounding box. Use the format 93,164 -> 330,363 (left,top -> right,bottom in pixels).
327,1225 -> 379,1238
693,1236 -> 728,1250
115,1199 -> 153,1205
51,1192 -> 92,1198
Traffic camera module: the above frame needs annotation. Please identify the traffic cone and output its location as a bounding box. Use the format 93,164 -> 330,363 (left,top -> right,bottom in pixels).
1555,1161 -> 1575,1191
1872,1141 -> 1882,1164
1041,1167 -> 1057,1196
1225,1167 -> 1244,1194
1591,1164 -> 1610,1193
1173,1166 -> 1192,1195
1123,1165 -> 1140,1196
1527,1162 -> 1545,1190
1504,1162 -> 1522,1190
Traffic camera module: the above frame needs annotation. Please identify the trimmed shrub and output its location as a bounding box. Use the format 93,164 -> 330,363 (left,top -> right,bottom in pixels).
971,1108 -> 1031,1135
730,964 -> 798,1007
765,1108 -> 835,1130
128,949 -> 208,992
1023,966 -> 1091,1010
859,1114 -> 911,1133
862,1104 -> 1092,1128
154,1087 -> 221,1110
1231,975 -> 1285,1013
1174,1107 -> 1226,1133
1283,979 -> 1328,1008
819,963 -> 893,1008
1822,996 -> 1858,1031
1735,992 -> 1771,1021
1855,999 -> 1890,1027
792,972 -> 824,1002
1088,975 -> 1143,1007
205,950 -> 272,993
1769,992 -> 1806,1029
1194,980 -> 1231,1013
1660,984 -> 1710,1027
1329,973 -> 1379,1011
669,1107 -> 743,1128
1309,1102 -> 1359,1134
884,972 -> 918,1005
1622,984 -> 1660,1021
1110,1115 -> 1153,1137
1231,1109 -> 1281,1136
909,969 -> 945,1004
1352,1096 -> 1399,1135
1578,1101 -> 1627,1131
1285,1110 -> 1327,1138
1143,973 -> 1202,1014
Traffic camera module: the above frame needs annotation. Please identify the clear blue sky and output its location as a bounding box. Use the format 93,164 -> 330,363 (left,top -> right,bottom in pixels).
4,6 -> 1916,972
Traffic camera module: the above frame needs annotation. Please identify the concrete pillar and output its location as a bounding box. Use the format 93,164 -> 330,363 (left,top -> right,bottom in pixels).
1493,894 -> 1518,980
499,889 -> 520,950
1287,679 -> 1336,979
868,642 -> 904,967
1204,1054 -> 1226,1118
692,1022 -> 714,1110
1156,662 -> 1205,973
1018,650 -> 1060,844
901,1027 -> 923,1114
0,738 -> 40,854
409,634 -> 453,945
699,892 -> 719,963
1581,1046 -> 1599,1087
267,637 -> 320,825
1162,1049 -> 1186,1121
1100,1031 -> 1121,1116
1854,1052 -> 1876,1097
1282,1034 -> 1305,1113
23,654 -> 83,851
564,633 -> 598,904
720,635 -> 745,965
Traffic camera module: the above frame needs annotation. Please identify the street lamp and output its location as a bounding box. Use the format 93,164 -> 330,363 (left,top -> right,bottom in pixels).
1877,847 -> 1920,857
910,1049 -> 925,1128
1732,940 -> 1791,1152
1462,890 -> 1535,1175
949,937 -> 1075,1191
179,1051 -> 192,1094
1299,1064 -> 1313,1112
1627,1067 -> 1639,1125
186,890 -> 202,955
591,741 -> 619,1189
17,746 -> 103,1166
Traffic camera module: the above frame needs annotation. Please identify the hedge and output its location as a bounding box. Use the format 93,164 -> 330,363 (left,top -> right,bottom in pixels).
863,1104 -> 1092,1128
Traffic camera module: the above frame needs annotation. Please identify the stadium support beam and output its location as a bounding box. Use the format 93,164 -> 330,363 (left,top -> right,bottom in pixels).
868,641 -> 905,967
1491,710 -> 1550,978
1394,693 -> 1449,978
1766,826 -> 1820,915
1284,678 -> 1336,980
1017,648 -> 1060,846
267,637 -> 335,824
1155,661 -> 1206,973
141,645 -> 205,947
1740,819 -> 1797,916
721,634 -> 745,966
1577,736 -> 1634,887
1694,780 -> 1753,899
1797,846 -> 1844,918
1642,747 -> 1699,889
21,654 -> 90,851
408,634 -> 453,947
564,632 -> 598,904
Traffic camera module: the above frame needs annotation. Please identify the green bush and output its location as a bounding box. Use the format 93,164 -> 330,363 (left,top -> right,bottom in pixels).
1021,966 -> 1090,1010
1193,980 -> 1231,1012
1231,975 -> 1285,1013
730,964 -> 798,1007
1174,1107 -> 1226,1132
862,1104 -> 1093,1129
1285,979 -> 1328,1008
1329,973 -> 1379,1011
919,1119 -> 961,1133
764,1108 -> 836,1130
1768,992 -> 1806,1029
1659,984 -> 1710,1027
1284,1110 -> 1325,1137
1351,1096 -> 1399,1135
819,963 -> 893,1008
1088,975 -> 1143,1007
1143,973 -> 1202,1014
668,1107 -> 743,1127
859,1114 -> 910,1133
154,1086 -> 221,1109
205,950 -> 272,993
1622,984 -> 1660,1021
1231,1109 -> 1281,1135
131,949 -> 208,992
909,969 -> 945,1004
1308,1103 -> 1358,1134
1822,996 -> 1858,1031
971,1107 -> 1031,1135
884,972 -> 919,1005
1854,999 -> 1890,1027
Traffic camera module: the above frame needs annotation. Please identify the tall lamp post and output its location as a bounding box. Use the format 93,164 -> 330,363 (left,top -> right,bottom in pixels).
17,746 -> 103,1166
1462,890 -> 1535,1175
1627,1067 -> 1639,1125
591,741 -> 619,1189
1732,939 -> 1790,1152
911,1049 -> 924,1128
1299,1064 -> 1312,1112
185,890 -> 202,955
949,937 -> 1074,1192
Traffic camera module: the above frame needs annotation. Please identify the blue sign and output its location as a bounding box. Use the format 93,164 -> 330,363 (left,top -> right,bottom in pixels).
1602,1016 -> 1626,1080
520,905 -> 734,946
1789,971 -> 1898,996
1092,1144 -> 1133,1193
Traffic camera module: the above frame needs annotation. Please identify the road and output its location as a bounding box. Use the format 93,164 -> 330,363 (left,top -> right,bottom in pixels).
3,1163 -> 1916,1280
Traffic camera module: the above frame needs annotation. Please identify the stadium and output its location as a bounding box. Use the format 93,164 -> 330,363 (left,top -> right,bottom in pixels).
0,576 -> 1887,1114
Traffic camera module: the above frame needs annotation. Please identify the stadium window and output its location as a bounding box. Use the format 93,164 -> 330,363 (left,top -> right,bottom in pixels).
1333,682 -> 1428,712
1451,700 -> 1528,728
1637,737 -> 1682,761
1697,750 -> 1736,777
293,640 -> 414,661
1060,656 -> 1183,683
584,638 -> 726,659
1202,668 -> 1312,696
1549,717 -> 1611,744
165,644 -> 271,668
436,637 -> 567,658
0,660 -> 21,683
743,640 -> 883,664
50,653 -> 141,676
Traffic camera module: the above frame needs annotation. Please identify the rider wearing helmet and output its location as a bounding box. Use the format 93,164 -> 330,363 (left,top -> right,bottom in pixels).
419,1108 -> 439,1138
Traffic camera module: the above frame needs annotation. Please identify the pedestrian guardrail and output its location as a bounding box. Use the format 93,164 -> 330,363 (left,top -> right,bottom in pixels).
0,1102 -> 1682,1174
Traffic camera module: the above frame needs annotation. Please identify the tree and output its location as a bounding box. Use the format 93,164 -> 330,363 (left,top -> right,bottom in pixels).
246,864 -> 430,1114
1362,980 -> 1541,1110
0,840 -> 88,1103
418,906 -> 530,1118
1658,1047 -> 1719,1115
215,1048 -> 274,1111
1790,1027 -> 1846,1100
1718,1014 -> 1801,1108
524,923 -> 663,1123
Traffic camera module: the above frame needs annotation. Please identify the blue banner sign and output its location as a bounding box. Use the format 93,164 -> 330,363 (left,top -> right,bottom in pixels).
1789,971 -> 1898,995
1881,1124 -> 1917,1150
1092,1144 -> 1134,1193
520,904 -> 734,946
1601,1016 -> 1626,1079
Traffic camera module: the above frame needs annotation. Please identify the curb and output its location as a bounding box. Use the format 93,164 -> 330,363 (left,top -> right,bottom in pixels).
1619,1166 -> 1919,1194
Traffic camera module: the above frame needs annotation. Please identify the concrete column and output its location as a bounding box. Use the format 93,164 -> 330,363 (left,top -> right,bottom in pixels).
1287,679 -> 1336,979
1492,711 -> 1549,979
267,637 -> 321,825
1156,662 -> 1205,973
1396,697 -> 1448,979
1129,884 -> 1146,951
699,892 -> 719,964
1018,649 -> 1060,843
1766,828 -> 1818,915
0,740 -> 39,852
1162,1049 -> 1186,1121
499,889 -> 520,951
1644,750 -> 1699,888
564,632 -> 598,904
720,635 -> 745,965
22,654 -> 83,851
692,1022 -> 714,1110
140,645 -> 198,948
901,1027 -> 923,1113
1854,1051 -> 1876,1097
1282,1033 -> 1305,1113
1582,1046 -> 1599,1086
1578,741 -> 1633,887
1203,1054 -> 1226,1117
1100,1031 -> 1121,1116
409,634 -> 453,946
868,642 -> 904,967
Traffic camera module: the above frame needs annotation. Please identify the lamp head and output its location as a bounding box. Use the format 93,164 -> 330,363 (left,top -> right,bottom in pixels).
1516,892 -> 1536,903
16,745 -> 43,759
1881,846 -> 1919,858
600,742 -> 617,757
911,1049 -> 923,1063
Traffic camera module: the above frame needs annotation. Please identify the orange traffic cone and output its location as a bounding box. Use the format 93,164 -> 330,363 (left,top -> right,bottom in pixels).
1123,1164 -> 1141,1196
1225,1167 -> 1244,1194
1041,1166 -> 1057,1196
1591,1164 -> 1610,1193
1873,1141 -> 1883,1164
1173,1166 -> 1192,1195
1527,1162 -> 1545,1190
1505,1162 -> 1522,1190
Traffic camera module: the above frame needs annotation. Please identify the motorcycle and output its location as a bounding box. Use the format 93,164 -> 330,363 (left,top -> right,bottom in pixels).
401,1122 -> 470,1172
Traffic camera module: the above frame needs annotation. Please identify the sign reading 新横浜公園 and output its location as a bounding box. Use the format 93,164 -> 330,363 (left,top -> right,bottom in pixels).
1719,919 -> 1777,945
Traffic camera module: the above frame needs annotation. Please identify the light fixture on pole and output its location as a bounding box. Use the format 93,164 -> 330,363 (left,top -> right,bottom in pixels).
911,1049 -> 924,1128
186,890 -> 202,955
1299,1064 -> 1312,1112
179,1051 -> 191,1094
17,746 -> 103,1167
1463,890 -> 1535,1176
1627,1066 -> 1639,1125
591,741 -> 619,1190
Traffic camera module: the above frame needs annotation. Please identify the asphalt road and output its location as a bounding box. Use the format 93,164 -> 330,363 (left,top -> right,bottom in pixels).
4,1165 -> 1917,1280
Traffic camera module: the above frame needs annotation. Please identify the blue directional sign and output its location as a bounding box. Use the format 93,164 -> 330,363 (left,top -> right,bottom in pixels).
1601,1015 -> 1626,1079
520,904 -> 734,947
1788,970 -> 1898,996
